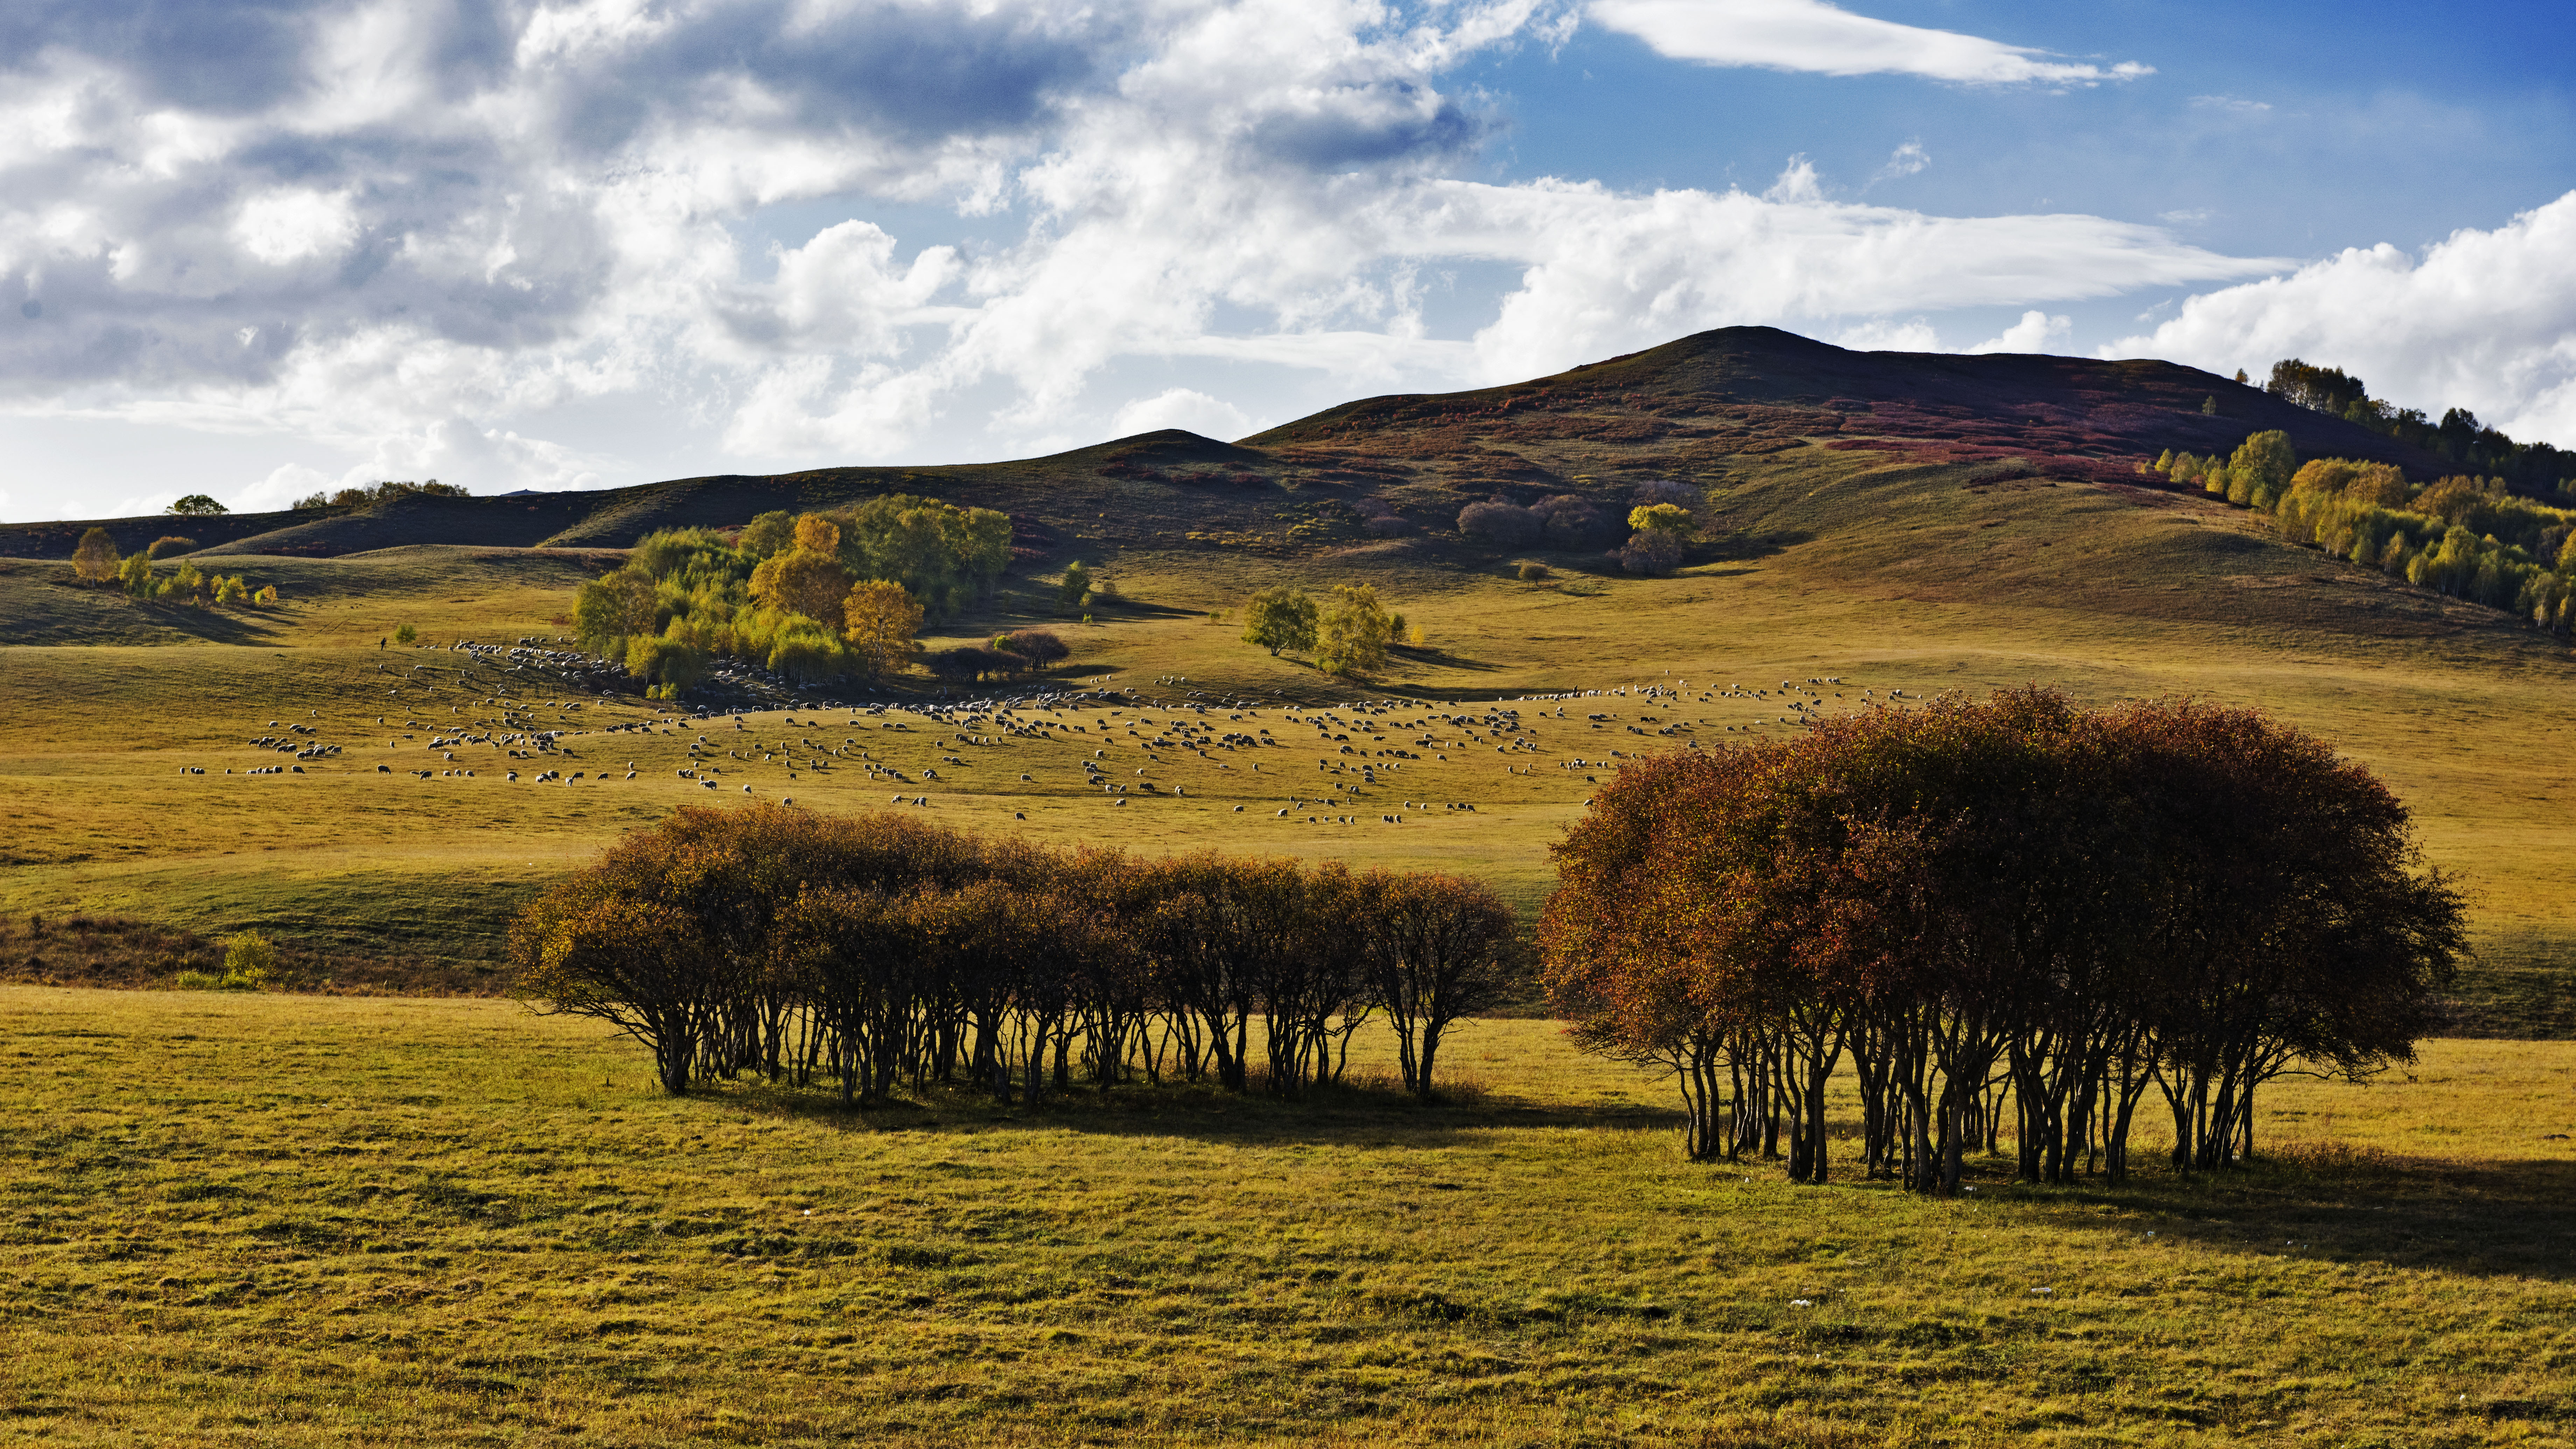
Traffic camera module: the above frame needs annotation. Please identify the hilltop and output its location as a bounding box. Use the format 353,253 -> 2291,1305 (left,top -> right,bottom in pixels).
1,327 -> 2440,565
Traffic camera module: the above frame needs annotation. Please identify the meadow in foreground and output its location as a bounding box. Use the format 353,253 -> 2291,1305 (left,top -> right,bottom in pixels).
2,986 -> 2569,1447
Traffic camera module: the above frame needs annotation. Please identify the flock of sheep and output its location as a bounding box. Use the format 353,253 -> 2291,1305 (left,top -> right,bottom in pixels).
190,640 -> 1914,834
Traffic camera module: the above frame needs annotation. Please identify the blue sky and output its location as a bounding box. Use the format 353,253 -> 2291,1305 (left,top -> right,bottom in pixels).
2,0 -> 2571,520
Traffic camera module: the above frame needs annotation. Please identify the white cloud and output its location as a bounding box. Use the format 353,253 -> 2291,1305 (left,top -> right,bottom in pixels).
1965,309 -> 2071,355
2107,191 -> 2576,447
0,0 -> 2282,510
2189,95 -> 2272,114
238,462 -> 334,512
1870,141 -> 1930,184
1590,0 -> 2152,86
1111,388 -> 1252,440
233,190 -> 359,267
1833,317 -> 1941,351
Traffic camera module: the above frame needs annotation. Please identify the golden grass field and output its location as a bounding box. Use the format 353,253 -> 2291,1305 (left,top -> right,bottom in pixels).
3,422 -> 2575,1444
1,985 -> 2570,1447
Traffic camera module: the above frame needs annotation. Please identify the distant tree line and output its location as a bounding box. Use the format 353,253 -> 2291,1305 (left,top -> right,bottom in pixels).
1543,688 -> 2464,1192
289,479 -> 471,510
2265,358 -> 2575,499
572,497 -> 1013,695
69,528 -> 274,605
2157,430 -> 2576,629
510,805 -> 1518,1104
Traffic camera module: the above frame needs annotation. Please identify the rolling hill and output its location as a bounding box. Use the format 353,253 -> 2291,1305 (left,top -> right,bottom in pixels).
0,327 -> 2564,1031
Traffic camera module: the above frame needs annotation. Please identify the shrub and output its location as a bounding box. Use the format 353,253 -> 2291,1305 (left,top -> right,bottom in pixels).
146,536 -> 198,560
1534,495 -> 1605,542
180,932 -> 280,990
253,585 -> 279,604
1457,499 -> 1540,545
1617,530 -> 1685,576
1058,561 -> 1093,613
1363,514 -> 1411,537
998,629 -> 1069,668
927,646 -> 1011,682
1632,478 -> 1699,511
1516,561 -> 1550,581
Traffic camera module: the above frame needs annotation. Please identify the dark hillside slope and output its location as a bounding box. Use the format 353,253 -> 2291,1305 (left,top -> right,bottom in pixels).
1250,326 -> 2448,485
3,328 -> 2452,563
0,504 -> 340,560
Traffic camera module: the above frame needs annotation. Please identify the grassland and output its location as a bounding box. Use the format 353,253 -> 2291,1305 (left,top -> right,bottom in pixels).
4,334 -> 2574,1443
4,432 -> 2573,1021
2,985 -> 2570,1447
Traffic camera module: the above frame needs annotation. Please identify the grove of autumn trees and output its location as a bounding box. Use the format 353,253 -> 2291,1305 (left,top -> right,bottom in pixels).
69,527 -> 274,606
2157,431 -> 2576,631
1542,688 -> 2465,1194
511,805 -> 1517,1105
573,496 -> 1011,695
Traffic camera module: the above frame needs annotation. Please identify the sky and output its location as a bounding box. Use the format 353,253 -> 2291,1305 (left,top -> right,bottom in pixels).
2,0 -> 2572,521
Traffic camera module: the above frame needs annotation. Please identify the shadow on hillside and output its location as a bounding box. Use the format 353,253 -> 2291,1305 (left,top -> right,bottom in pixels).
1392,645 -> 1504,673
1693,527 -> 1814,565
130,602 -> 288,645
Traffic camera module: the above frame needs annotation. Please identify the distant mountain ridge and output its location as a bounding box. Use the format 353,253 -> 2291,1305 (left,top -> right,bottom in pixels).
0,327 -> 2444,562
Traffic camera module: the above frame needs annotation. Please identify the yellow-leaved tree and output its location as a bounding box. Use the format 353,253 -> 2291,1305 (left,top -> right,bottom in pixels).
1315,584 -> 1395,677
843,579 -> 924,678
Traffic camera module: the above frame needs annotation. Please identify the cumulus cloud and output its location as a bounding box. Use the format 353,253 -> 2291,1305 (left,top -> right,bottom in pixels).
1111,388 -> 1253,440
2107,191 -> 2576,447
1590,0 -> 2151,86
1965,309 -> 2071,355
0,0 -> 2279,510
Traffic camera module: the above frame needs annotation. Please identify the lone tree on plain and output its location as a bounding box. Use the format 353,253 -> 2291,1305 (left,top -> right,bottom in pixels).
72,527 -> 119,583
166,494 -> 229,517
1240,585 -> 1317,656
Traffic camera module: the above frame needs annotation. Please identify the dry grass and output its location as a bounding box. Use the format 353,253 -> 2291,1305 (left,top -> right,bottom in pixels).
1,986 -> 2569,1447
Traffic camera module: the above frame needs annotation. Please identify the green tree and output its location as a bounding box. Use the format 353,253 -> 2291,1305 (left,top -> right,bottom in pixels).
574,568 -> 661,656
166,494 -> 229,517
626,630 -> 712,694
393,624 -> 418,645
2230,429 -> 2297,509
739,510 -> 797,558
1240,585 -> 1317,656
1315,584 -> 1395,676
1058,561 -> 1093,614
